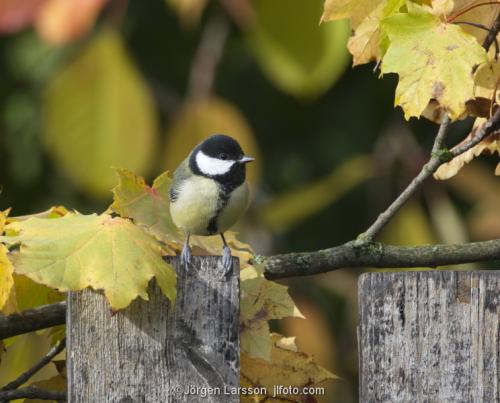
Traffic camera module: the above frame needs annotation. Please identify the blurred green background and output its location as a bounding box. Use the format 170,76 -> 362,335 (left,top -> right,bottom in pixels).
1,0 -> 499,401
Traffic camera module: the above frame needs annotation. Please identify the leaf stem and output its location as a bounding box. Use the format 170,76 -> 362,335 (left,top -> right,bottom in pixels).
447,2 -> 500,23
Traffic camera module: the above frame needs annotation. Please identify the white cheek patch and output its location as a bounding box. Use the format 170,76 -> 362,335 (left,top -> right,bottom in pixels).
196,151 -> 235,176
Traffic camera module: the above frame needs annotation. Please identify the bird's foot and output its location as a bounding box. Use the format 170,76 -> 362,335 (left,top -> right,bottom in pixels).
181,242 -> 192,270
222,245 -> 233,276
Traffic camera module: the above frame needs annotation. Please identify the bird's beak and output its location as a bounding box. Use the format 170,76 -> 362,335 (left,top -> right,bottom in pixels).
239,156 -> 255,164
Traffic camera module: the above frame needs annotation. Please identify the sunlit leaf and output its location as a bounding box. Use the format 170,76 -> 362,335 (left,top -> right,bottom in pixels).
43,28 -> 158,198
321,0 -> 382,27
110,168 -> 180,247
36,0 -> 108,44
241,334 -> 337,402
0,208 -> 10,233
431,0 -> 454,16
1,213 -> 176,310
381,6 -> 487,120
248,0 -> 350,98
7,205 -> 68,223
241,265 -> 303,361
12,273 -> 64,312
322,0 -> 404,65
261,155 -> 372,233
164,97 -> 260,186
473,49 -> 500,110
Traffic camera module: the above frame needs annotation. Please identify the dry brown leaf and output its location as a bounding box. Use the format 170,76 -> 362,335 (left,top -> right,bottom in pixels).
435,118 -> 500,180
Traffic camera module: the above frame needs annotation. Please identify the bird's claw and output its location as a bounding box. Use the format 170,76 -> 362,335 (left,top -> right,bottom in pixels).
181,243 -> 192,269
222,245 -> 233,276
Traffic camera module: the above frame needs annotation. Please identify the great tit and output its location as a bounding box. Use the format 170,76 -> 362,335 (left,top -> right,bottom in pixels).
169,134 -> 254,274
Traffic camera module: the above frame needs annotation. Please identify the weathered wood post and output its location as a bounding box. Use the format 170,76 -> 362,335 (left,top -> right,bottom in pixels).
358,271 -> 500,402
66,256 -> 240,402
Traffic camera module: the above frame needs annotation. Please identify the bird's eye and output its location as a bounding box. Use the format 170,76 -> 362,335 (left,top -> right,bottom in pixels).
219,153 -> 228,160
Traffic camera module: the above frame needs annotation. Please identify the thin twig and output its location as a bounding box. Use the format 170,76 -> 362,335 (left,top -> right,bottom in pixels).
447,2 -> 500,23
358,115 -> 451,241
187,12 -> 230,100
451,107 -> 500,156
357,12 -> 500,242
482,12 -> 500,50
0,338 -> 66,392
432,114 -> 451,153
0,386 -> 66,401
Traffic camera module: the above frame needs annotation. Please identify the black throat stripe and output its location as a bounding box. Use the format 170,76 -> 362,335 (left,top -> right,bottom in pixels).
206,186 -> 231,235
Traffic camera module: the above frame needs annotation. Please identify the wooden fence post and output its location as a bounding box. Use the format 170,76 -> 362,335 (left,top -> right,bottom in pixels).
67,256 -> 240,402
358,271 -> 500,403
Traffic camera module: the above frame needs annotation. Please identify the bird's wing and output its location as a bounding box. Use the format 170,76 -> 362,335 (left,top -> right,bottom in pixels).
169,158 -> 190,203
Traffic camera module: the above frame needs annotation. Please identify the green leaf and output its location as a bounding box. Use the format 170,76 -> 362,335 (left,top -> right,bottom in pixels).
110,168 -> 180,247
241,265 -> 303,361
42,28 -> 158,198
381,8 -> 487,119
1,213 -> 176,310
247,0 -> 350,99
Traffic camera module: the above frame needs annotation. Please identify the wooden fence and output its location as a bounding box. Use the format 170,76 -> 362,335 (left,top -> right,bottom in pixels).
59,265 -> 500,401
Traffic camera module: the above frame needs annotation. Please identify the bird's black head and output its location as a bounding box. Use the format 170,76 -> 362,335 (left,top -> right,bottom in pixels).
189,134 -> 254,191
199,134 -> 244,161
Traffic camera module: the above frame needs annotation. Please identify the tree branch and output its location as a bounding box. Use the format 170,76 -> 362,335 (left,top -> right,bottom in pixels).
358,115 -> 451,241
0,386 -> 65,401
0,338 -> 65,392
0,301 -> 66,340
263,239 -> 500,279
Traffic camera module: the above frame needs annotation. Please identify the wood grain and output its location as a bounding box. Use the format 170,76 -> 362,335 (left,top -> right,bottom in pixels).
358,271 -> 500,403
67,256 -> 239,402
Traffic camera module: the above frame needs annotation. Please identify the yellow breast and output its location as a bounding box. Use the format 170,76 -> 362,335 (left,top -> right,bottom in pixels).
170,176 -> 219,236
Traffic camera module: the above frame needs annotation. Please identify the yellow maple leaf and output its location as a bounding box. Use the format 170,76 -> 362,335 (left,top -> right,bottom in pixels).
241,334 -> 338,403
0,213 -> 176,310
110,168 -> 180,249
381,7 -> 487,119
241,265 -> 304,361
474,48 -> 500,110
